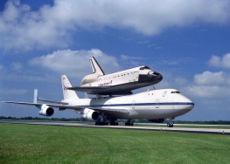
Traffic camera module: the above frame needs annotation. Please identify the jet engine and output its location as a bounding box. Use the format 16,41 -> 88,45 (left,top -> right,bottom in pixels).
82,108 -> 99,121
39,104 -> 54,116
148,119 -> 165,123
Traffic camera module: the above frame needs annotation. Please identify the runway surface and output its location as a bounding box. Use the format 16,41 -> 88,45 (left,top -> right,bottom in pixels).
136,122 -> 230,127
0,120 -> 230,135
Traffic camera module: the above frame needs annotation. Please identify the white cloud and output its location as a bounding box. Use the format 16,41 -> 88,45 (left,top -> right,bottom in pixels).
0,0 -> 230,50
184,53 -> 230,97
209,53 -> 230,68
185,85 -> 226,98
120,55 -> 143,61
0,0 -> 71,50
194,71 -> 226,85
29,49 -> 120,78
184,71 -> 230,98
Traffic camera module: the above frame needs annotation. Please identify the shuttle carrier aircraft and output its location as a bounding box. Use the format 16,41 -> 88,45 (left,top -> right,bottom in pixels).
3,75 -> 194,127
68,57 -> 163,95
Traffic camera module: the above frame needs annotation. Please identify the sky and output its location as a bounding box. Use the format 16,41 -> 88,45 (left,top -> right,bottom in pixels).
0,0 -> 230,120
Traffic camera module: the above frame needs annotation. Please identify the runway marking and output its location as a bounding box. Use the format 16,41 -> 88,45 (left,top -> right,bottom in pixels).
0,120 -> 230,135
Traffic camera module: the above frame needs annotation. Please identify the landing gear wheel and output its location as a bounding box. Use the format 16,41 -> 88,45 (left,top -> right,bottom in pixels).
125,120 -> 134,126
103,122 -> 108,125
110,122 -> 118,126
95,121 -> 108,125
95,115 -> 109,125
167,122 -> 174,127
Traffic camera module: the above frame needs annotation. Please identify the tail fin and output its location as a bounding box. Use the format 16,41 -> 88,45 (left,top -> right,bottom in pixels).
61,75 -> 79,101
89,56 -> 105,75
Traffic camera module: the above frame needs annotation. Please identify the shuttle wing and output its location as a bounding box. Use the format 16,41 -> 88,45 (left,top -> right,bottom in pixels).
67,86 -> 132,95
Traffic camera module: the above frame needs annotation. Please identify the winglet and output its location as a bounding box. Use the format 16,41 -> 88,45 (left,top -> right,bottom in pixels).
89,56 -> 105,75
33,89 -> 38,104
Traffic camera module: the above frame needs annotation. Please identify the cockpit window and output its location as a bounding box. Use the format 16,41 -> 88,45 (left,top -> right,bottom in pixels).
171,91 -> 180,94
140,66 -> 150,70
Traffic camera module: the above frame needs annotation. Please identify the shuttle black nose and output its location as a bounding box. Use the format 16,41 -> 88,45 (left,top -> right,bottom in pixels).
156,73 -> 163,81
151,72 -> 163,83
139,72 -> 163,84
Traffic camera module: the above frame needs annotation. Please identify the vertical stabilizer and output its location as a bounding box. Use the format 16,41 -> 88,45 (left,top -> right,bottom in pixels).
89,56 -> 105,75
61,75 -> 79,101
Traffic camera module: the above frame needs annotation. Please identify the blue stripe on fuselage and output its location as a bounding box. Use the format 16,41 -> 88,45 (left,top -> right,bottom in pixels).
78,102 -> 194,108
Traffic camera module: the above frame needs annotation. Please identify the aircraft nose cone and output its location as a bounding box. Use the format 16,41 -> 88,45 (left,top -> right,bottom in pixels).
189,102 -> 195,110
180,95 -> 194,114
184,101 -> 195,113
178,102 -> 194,117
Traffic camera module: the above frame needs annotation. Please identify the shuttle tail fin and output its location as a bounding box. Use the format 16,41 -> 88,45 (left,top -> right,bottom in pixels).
61,75 -> 79,101
90,56 -> 105,75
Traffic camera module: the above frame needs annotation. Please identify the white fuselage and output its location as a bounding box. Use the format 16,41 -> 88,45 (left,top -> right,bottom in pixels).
68,89 -> 194,120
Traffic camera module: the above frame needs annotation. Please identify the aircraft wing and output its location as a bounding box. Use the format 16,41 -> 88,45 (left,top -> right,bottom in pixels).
2,101 -> 128,114
2,101 -> 83,111
67,86 -> 132,95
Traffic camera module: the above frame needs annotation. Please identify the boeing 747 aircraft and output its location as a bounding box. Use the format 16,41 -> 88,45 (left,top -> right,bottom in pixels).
67,57 -> 163,95
3,75 -> 194,127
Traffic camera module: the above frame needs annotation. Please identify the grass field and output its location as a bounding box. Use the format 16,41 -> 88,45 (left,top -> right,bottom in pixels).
0,123 -> 230,164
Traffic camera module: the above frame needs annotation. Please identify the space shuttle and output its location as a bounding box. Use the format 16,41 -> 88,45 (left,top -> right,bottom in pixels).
67,56 -> 163,95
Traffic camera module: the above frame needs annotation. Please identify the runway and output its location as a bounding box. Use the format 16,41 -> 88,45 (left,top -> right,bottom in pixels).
1,120 -> 230,135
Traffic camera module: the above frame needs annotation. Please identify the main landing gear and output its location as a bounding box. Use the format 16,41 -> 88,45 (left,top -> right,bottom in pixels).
125,120 -> 134,126
167,118 -> 174,127
95,115 -> 108,125
110,121 -> 119,125
95,115 -> 119,125
95,121 -> 118,125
